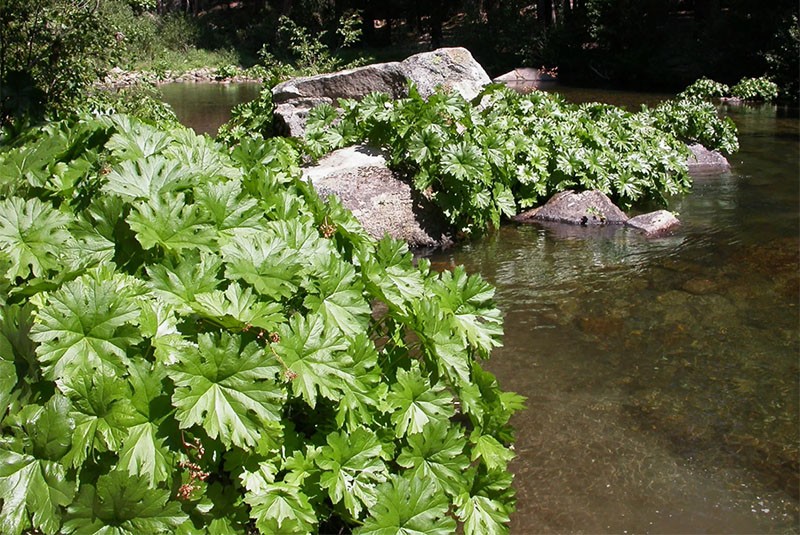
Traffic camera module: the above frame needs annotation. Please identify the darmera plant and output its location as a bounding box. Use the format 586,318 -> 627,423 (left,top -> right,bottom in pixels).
0,114 -> 523,534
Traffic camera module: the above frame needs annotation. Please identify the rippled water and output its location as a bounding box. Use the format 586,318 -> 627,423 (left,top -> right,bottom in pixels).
429,96 -> 800,533
163,83 -> 799,533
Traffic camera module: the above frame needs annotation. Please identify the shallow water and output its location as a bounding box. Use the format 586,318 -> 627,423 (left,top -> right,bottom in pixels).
159,82 -> 261,136
428,95 -> 800,533
163,83 -> 799,533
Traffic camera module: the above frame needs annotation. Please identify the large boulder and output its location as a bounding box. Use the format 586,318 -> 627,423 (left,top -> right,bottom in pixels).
399,47 -> 491,101
303,145 -> 452,249
513,190 -> 629,226
686,143 -> 731,176
273,48 -> 490,137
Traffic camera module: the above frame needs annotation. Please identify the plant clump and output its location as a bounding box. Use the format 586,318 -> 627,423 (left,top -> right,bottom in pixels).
303,82 -> 738,235
0,113 -> 523,534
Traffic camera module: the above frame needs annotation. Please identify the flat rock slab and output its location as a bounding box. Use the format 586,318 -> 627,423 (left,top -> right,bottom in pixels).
303,145 -> 452,249
273,47 -> 491,137
625,210 -> 681,236
513,190 -> 628,226
686,143 -> 731,176
493,67 -> 557,82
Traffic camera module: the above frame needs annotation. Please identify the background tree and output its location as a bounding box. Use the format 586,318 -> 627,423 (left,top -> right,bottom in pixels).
0,0 -> 115,125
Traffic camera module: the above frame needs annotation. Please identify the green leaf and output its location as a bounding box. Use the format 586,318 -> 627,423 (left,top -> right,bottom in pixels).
105,119 -> 172,160
469,432 -> 515,473
195,180 -> 263,235
30,269 -> 142,380
102,156 -> 193,202
355,473 -> 456,535
167,332 -> 286,449
146,252 -> 223,312
316,428 -> 388,518
0,396 -> 75,535
441,141 -> 486,182
396,421 -> 470,498
63,470 -> 187,535
430,266 -> 503,359
333,334 -> 387,431
455,493 -> 510,535
127,193 -> 216,253
118,422 -> 173,487
386,365 -> 455,438
119,361 -> 174,486
0,197 -> 71,280
303,255 -> 370,337
0,449 -> 74,535
57,371 -> 141,468
220,231 -> 304,300
245,481 -> 317,535
272,313 -> 350,408
363,238 -> 425,314
192,282 -> 285,332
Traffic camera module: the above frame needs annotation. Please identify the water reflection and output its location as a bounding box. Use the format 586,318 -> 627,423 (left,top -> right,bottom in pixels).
430,93 -> 799,533
159,82 -> 262,136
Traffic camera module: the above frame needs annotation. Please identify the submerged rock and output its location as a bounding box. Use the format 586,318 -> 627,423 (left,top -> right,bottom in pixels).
273,47 -> 491,137
302,145 -> 452,249
513,190 -> 628,226
625,210 -> 681,236
686,143 -> 731,176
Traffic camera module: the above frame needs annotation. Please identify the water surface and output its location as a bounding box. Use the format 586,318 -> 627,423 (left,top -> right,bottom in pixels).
159,82 -> 261,136
429,95 -> 799,533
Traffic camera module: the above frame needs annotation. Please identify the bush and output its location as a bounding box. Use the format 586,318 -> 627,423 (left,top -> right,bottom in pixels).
303,84 -> 709,234
0,112 -> 522,534
0,0 -> 116,124
730,76 -> 780,101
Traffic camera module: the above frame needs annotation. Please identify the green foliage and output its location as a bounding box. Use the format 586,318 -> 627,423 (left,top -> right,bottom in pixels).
257,11 -> 366,82
305,83 -> 708,234
0,112 -> 522,534
648,98 -> 739,154
0,0 -> 116,124
730,76 -> 780,101
216,88 -> 276,145
679,77 -> 730,100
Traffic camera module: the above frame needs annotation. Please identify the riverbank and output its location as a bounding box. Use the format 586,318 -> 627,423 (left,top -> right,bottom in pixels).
98,66 -> 263,89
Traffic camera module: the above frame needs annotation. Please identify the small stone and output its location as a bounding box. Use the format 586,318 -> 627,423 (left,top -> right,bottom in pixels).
681,278 -> 717,295
625,210 -> 681,236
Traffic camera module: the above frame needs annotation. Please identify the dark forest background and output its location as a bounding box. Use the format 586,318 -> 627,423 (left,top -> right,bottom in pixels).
153,0 -> 798,94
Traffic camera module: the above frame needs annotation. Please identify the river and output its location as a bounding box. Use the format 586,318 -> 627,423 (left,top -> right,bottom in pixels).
161,82 -> 799,533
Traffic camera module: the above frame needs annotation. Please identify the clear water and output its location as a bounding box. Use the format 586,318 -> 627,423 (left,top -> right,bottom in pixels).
164,83 -> 800,533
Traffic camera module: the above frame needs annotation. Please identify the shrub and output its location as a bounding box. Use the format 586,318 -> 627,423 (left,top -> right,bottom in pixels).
730,76 -> 780,101
0,113 -> 522,534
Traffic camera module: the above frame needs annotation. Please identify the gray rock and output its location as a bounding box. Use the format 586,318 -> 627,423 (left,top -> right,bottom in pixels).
273,47 -> 490,137
686,143 -> 730,176
625,210 -> 681,236
303,145 -> 452,249
493,67 -> 557,82
399,47 -> 491,101
513,190 -> 628,226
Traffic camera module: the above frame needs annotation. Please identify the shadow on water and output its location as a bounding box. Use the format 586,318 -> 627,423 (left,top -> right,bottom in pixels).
430,89 -> 800,533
